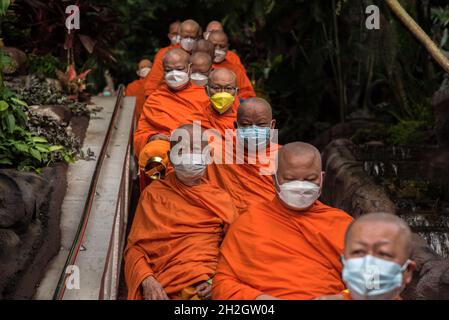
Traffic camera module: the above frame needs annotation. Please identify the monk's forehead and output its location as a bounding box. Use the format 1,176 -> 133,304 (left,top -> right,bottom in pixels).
165,52 -> 189,65
169,22 -> 180,32
207,21 -> 223,31
181,21 -> 199,33
348,221 -> 407,247
278,149 -> 320,171
210,70 -> 235,85
209,32 -> 227,43
138,59 -> 152,68
239,101 -> 270,116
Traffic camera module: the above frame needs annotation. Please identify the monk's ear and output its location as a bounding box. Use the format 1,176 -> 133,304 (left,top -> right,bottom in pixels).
404,260 -> 416,285
270,119 -> 276,129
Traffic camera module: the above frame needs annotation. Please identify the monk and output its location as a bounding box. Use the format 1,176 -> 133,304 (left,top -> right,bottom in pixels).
125,59 -> 153,122
203,21 -> 242,66
135,48 -> 209,157
203,20 -> 223,40
317,213 -> 416,300
125,124 -> 238,300
187,68 -> 240,137
189,52 -> 212,87
135,48 -> 209,189
144,19 -> 201,97
208,30 -> 255,99
192,39 -> 215,61
205,97 -> 279,215
167,20 -> 181,45
212,142 -> 354,300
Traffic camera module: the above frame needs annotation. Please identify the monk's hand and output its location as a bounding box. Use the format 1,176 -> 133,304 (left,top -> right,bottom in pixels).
314,294 -> 344,300
141,276 -> 169,300
148,134 -> 170,142
196,282 -> 212,300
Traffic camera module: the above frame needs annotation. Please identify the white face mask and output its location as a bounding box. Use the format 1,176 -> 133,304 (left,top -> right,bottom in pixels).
165,69 -> 190,90
274,174 -> 321,210
214,49 -> 227,63
171,34 -> 181,45
190,72 -> 209,86
136,67 -> 151,78
170,152 -> 209,186
180,37 -> 196,52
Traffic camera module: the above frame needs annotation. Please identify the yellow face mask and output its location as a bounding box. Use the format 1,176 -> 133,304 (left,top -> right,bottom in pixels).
210,92 -> 235,114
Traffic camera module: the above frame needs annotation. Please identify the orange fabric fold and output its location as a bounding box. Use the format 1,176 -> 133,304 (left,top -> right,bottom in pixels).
144,44 -> 180,97
124,173 -> 238,300
213,51 -> 256,99
205,142 -> 280,215
134,83 -> 209,157
212,198 -> 353,300
125,78 -> 147,122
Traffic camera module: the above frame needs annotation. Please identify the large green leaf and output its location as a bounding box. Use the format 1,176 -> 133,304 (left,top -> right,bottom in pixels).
48,145 -> 64,152
10,97 -> 29,108
29,148 -> 42,162
5,113 -> 15,133
14,143 -> 29,153
0,101 -> 8,111
0,0 -> 9,15
32,136 -> 48,143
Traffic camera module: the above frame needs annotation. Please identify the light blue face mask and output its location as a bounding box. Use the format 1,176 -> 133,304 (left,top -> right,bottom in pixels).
342,255 -> 411,300
237,125 -> 271,148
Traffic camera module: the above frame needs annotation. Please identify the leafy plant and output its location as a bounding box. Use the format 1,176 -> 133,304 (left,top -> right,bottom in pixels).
28,53 -> 63,78
0,87 -> 74,172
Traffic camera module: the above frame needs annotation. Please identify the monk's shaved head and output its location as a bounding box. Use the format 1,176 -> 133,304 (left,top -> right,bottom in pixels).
193,39 -> 215,60
163,48 -> 190,67
209,30 -> 228,46
169,21 -> 181,33
190,52 -> 212,73
278,142 -> 321,172
138,59 -> 152,69
206,20 -> 223,32
170,123 -> 208,153
345,213 -> 413,260
209,68 -> 237,86
274,142 -> 323,196
237,97 -> 272,122
180,19 -> 201,38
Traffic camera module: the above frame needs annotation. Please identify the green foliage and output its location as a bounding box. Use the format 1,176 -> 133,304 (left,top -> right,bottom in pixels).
28,53 -> 63,78
386,120 -> 428,145
0,0 -> 10,16
0,87 -> 74,172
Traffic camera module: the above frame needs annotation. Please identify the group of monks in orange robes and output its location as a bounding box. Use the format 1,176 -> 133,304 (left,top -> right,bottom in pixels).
124,19 -> 416,301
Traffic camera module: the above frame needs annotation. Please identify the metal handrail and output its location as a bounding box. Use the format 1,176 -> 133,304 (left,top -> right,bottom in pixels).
53,85 -> 125,300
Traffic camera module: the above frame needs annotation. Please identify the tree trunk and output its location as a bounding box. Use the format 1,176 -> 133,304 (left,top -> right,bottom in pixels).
385,0 -> 449,74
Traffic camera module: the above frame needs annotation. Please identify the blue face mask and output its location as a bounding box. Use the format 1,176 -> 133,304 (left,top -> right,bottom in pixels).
237,125 -> 271,148
342,255 -> 411,300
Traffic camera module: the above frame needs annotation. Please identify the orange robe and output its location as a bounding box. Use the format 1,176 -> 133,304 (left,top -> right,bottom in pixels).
134,83 -> 209,157
124,173 -> 238,300
226,50 -> 243,65
125,78 -> 146,122
213,51 -> 256,100
212,198 -> 353,300
186,99 -> 239,137
205,142 -> 280,215
144,44 -> 180,97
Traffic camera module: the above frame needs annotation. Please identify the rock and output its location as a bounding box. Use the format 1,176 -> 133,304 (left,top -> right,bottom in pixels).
432,82 -> 449,148
28,105 -> 72,124
321,139 -> 396,217
321,138 -> 449,300
1,47 -> 27,75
